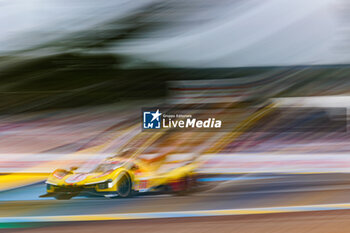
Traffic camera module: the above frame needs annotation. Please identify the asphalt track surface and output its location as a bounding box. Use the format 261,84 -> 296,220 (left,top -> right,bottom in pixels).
2,174 -> 350,232
6,210 -> 350,233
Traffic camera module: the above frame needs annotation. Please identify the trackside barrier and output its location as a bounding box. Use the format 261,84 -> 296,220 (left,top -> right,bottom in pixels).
198,153 -> 350,174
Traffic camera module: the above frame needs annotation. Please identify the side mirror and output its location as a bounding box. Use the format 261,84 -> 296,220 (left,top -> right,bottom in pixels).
69,166 -> 78,172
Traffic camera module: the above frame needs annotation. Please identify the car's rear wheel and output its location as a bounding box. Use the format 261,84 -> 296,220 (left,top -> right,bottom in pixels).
170,175 -> 194,196
117,173 -> 132,198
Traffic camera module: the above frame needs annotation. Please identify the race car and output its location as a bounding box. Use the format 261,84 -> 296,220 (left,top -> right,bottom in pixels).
40,153 -> 199,200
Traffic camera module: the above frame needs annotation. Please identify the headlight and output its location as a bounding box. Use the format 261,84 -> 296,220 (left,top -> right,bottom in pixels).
98,179 -> 113,189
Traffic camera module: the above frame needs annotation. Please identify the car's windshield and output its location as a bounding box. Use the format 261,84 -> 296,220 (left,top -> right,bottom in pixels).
93,162 -> 122,173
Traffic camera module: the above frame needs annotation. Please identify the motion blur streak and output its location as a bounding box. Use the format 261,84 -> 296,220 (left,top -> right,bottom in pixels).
5,202 -> 350,223
2,0 -> 350,233
0,0 -> 346,67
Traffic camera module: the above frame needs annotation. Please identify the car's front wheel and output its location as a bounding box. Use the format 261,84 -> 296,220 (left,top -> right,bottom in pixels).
117,173 -> 132,198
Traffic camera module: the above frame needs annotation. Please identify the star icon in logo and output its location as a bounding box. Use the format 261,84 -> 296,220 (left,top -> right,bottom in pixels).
151,109 -> 162,122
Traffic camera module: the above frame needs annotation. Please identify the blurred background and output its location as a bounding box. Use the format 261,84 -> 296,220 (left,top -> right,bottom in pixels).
2,0 -> 350,232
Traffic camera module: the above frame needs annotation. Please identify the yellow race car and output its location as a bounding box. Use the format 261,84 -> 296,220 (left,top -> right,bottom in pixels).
41,154 -> 199,200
